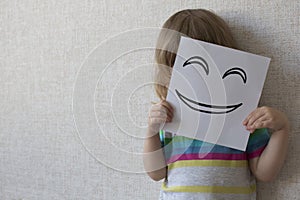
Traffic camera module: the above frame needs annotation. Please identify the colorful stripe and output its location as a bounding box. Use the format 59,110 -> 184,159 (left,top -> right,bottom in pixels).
167,145 -> 245,155
247,145 -> 267,159
158,129 -> 270,199
167,152 -> 248,164
246,128 -> 270,154
168,159 -> 248,170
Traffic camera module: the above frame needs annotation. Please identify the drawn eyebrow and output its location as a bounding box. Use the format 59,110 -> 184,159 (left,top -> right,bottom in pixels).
183,56 -> 209,75
222,67 -> 247,84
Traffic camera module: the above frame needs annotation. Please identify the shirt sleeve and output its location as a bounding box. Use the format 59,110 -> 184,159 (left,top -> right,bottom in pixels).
159,130 -> 173,161
159,130 -> 165,147
246,128 -> 270,159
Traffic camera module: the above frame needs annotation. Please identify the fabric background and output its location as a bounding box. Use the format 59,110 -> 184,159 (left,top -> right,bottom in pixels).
0,0 -> 299,199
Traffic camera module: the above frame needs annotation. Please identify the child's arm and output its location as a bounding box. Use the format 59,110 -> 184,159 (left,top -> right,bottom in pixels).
243,106 -> 290,182
143,100 -> 173,181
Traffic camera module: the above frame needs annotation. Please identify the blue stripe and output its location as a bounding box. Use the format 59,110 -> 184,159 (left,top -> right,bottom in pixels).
162,136 -> 244,161
169,145 -> 244,155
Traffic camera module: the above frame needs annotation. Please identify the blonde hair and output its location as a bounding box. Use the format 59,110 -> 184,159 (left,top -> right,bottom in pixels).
154,9 -> 237,100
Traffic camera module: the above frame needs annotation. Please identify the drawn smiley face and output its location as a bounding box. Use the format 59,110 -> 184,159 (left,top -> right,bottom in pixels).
175,56 -> 247,114
163,36 -> 270,150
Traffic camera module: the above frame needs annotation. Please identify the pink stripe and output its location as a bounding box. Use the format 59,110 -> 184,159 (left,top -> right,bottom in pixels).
247,146 -> 266,159
167,153 -> 247,164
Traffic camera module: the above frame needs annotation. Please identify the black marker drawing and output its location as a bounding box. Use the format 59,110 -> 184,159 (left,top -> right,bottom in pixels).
183,56 -> 209,75
222,67 -> 247,84
177,57 -> 246,114
175,89 -> 243,114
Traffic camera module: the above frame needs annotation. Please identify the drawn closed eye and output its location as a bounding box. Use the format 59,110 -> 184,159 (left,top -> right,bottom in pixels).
183,56 -> 209,75
222,67 -> 247,84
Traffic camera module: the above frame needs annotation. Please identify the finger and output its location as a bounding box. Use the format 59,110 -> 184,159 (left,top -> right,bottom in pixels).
246,115 -> 268,129
151,107 -> 173,121
149,117 -> 167,125
160,100 -> 174,114
250,120 -> 267,130
246,118 -> 273,133
152,104 -> 172,121
150,101 -> 173,121
166,111 -> 173,121
253,119 -> 274,130
153,100 -> 173,111
149,110 -> 167,119
151,104 -> 167,115
149,110 -> 173,123
245,109 -> 266,127
244,106 -> 269,125
153,115 -> 172,123
243,108 -> 258,125
153,112 -> 172,122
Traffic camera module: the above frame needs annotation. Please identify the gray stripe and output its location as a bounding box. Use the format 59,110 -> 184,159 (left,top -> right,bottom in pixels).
166,166 -> 255,187
159,190 -> 256,200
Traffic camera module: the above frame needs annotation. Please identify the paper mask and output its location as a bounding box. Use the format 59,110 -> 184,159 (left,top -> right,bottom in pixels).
162,36 -> 270,151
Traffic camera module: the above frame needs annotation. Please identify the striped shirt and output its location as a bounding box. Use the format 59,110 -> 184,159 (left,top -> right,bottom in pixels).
159,128 -> 270,200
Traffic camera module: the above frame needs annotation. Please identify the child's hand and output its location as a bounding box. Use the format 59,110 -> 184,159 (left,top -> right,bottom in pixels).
148,100 -> 174,134
243,106 -> 289,133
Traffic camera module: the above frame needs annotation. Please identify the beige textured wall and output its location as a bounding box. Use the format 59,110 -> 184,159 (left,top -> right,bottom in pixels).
0,0 -> 299,199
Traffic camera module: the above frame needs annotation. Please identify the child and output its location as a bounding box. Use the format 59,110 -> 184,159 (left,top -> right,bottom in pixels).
143,9 -> 289,200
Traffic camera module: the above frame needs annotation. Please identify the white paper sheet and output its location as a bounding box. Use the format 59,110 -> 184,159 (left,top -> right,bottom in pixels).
162,36 -> 270,151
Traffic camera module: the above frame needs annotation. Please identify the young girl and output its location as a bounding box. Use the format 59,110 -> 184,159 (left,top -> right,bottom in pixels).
143,9 -> 290,200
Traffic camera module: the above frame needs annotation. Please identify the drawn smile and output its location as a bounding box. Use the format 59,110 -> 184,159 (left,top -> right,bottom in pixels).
175,89 -> 242,114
